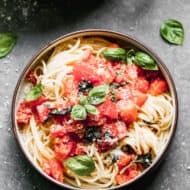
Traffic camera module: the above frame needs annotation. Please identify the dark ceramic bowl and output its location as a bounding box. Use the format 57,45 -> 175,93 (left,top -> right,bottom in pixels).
11,29 -> 178,190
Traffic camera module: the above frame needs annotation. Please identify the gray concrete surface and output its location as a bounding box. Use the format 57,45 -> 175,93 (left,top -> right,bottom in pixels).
0,0 -> 189,189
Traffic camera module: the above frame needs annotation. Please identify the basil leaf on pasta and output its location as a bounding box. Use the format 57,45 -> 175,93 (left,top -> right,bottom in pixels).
0,33 -> 17,58
64,155 -> 95,176
71,105 -> 87,120
25,83 -> 42,101
102,48 -> 127,61
88,84 -> 109,105
84,104 -> 99,115
134,52 -> 158,70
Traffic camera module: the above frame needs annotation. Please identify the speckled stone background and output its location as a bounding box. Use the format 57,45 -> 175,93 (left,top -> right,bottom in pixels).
0,0 -> 189,189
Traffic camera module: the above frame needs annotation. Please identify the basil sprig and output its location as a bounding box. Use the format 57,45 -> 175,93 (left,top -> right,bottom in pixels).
102,48 -> 126,61
134,52 -> 158,70
64,155 -> 95,176
88,84 -> 109,105
84,105 -> 99,115
0,33 -> 17,58
71,105 -> 87,120
160,19 -> 184,45
25,83 -> 42,101
102,48 -> 158,70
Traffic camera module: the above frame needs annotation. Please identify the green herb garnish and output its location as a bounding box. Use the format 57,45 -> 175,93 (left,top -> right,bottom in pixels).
64,155 -> 95,176
0,33 -> 17,58
160,19 -> 184,45
25,83 -> 42,101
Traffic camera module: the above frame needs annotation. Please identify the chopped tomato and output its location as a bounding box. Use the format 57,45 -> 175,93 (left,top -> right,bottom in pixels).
117,154 -> 135,170
98,100 -> 118,119
149,78 -> 168,96
73,62 -> 100,84
133,77 -> 149,93
132,90 -> 148,107
50,124 -> 66,138
115,87 -> 133,101
101,123 -> 118,138
125,64 -> 142,80
109,43 -> 120,48
25,70 -> 37,85
116,169 -> 139,184
27,95 -> 47,109
114,121 -> 128,139
41,159 -> 63,182
16,102 -> 32,124
54,136 -> 76,161
75,143 -> 85,155
117,100 -> 137,123
36,104 -> 50,123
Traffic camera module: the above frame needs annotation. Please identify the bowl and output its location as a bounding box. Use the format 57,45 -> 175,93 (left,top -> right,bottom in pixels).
11,29 -> 178,190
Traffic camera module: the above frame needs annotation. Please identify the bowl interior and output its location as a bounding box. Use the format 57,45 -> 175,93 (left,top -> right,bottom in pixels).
12,30 -> 178,190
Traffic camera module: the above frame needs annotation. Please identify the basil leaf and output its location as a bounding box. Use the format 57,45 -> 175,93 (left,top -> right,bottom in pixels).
49,107 -> 72,116
127,49 -> 135,64
0,33 -> 17,58
160,19 -> 184,45
64,155 -> 95,176
88,84 -> 109,105
102,48 -> 126,61
71,105 -> 87,120
134,51 -> 158,70
25,84 -> 42,101
79,94 -> 89,105
79,80 -> 93,92
84,105 -> 99,115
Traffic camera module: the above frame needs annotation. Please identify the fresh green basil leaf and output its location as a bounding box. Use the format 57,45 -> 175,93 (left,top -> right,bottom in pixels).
79,94 -> 89,105
49,107 -> 72,116
134,51 -> 158,70
160,19 -> 184,45
88,84 -> 109,105
102,48 -> 127,61
71,105 -> 87,120
25,84 -> 42,101
0,33 -> 17,58
64,155 -> 95,176
84,104 -> 99,115
127,49 -> 135,64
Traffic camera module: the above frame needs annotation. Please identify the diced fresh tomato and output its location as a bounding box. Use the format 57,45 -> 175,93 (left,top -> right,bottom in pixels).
41,159 -> 63,182
114,121 -> 128,139
50,124 -> 66,138
117,100 -> 137,123
73,62 -> 100,84
125,64 -> 142,80
116,168 -> 139,184
117,154 -> 135,170
54,136 -> 76,161
27,95 -> 47,109
115,87 -> 133,101
75,143 -> 85,155
132,90 -> 148,107
98,100 -> 118,119
36,104 -> 50,123
101,123 -> 118,138
109,44 -> 120,48
16,102 -> 32,124
149,78 -> 168,96
25,70 -> 37,85
133,77 -> 149,93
